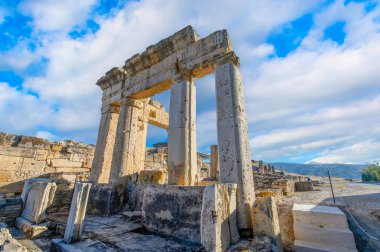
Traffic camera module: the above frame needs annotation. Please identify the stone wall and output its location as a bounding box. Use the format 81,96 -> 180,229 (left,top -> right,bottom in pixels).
0,132 -> 94,195
0,198 -> 22,227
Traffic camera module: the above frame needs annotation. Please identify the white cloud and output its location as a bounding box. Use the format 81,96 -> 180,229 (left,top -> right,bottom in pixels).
19,0 -> 97,32
35,130 -> 61,141
0,82 -> 51,133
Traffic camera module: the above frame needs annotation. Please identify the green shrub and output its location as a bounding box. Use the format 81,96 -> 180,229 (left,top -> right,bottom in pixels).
362,161 -> 380,182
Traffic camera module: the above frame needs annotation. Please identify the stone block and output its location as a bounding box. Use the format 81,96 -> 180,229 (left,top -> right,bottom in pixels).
295,181 -> 313,192
294,223 -> 356,251
15,217 -> 49,239
292,204 -> 349,228
295,240 -> 357,252
0,147 -> 35,158
0,156 -> 23,171
88,184 -> 124,216
21,181 -> 57,224
50,159 -> 83,168
0,225 -> 28,251
64,182 -> 91,243
201,183 -> 239,252
252,196 -> 283,252
142,185 -> 205,243
277,203 -> 295,251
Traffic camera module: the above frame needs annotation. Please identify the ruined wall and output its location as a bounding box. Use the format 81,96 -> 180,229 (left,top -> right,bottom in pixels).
0,132 -> 94,194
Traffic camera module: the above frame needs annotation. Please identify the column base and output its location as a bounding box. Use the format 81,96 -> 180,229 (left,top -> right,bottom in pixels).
87,184 -> 125,216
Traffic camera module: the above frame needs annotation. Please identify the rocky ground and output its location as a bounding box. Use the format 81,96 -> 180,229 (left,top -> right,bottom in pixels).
282,175 -> 380,252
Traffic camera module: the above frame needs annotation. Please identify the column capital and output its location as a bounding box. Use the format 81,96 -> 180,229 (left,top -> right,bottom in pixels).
121,97 -> 144,109
101,104 -> 120,114
213,51 -> 240,67
173,68 -> 195,83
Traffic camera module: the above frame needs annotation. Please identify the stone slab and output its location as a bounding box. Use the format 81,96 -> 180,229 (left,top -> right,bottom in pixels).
294,223 -> 356,250
292,204 -> 348,228
295,240 -> 357,252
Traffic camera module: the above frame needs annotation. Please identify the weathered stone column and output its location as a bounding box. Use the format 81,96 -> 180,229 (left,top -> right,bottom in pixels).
90,104 -> 120,184
210,145 -> 219,180
109,98 -> 143,185
259,160 -> 264,174
215,60 -> 255,236
64,182 -> 91,243
168,76 -> 197,186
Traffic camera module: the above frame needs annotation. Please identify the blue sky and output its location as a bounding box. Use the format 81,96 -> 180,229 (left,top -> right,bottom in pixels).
0,0 -> 379,164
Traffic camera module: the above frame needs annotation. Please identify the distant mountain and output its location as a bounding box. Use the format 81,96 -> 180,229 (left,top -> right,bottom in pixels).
272,162 -> 366,180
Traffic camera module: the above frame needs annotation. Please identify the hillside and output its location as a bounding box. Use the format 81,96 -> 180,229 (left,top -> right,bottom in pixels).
273,162 -> 366,180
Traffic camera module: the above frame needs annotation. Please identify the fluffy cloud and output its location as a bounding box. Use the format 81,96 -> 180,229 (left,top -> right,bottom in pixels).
0,0 -> 379,164
19,0 -> 97,32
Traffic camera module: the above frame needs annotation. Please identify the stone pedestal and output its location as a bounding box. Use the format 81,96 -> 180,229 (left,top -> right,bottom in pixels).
21,181 -> 57,224
168,78 -> 197,186
215,62 -> 255,236
64,182 -> 92,243
109,98 -> 143,185
90,104 -> 120,184
210,145 -> 220,180
201,183 -> 239,252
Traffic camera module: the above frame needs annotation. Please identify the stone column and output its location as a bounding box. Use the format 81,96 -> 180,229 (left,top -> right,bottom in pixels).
64,182 -> 91,243
90,104 -> 120,184
210,145 -> 219,180
259,160 -> 264,174
168,77 -> 197,186
215,61 -> 255,237
109,98 -> 143,185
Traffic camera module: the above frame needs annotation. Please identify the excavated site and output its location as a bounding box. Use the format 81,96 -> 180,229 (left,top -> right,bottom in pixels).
0,26 -> 379,252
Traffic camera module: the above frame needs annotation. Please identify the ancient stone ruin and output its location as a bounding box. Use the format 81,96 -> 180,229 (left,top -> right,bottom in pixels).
0,26 -> 361,252
88,25 -> 255,238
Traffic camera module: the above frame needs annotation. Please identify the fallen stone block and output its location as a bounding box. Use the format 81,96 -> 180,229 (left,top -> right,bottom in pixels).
15,217 -> 49,239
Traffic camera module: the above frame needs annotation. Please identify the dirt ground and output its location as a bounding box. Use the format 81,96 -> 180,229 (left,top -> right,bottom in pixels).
282,176 -> 380,252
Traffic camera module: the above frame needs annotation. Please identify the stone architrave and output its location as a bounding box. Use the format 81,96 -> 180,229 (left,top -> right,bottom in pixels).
64,182 -> 92,243
201,183 -> 239,252
252,196 -> 283,252
90,104 -> 120,184
210,145 -> 219,180
21,182 -> 57,224
109,98 -> 143,185
215,61 -> 255,236
167,77 -> 197,186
